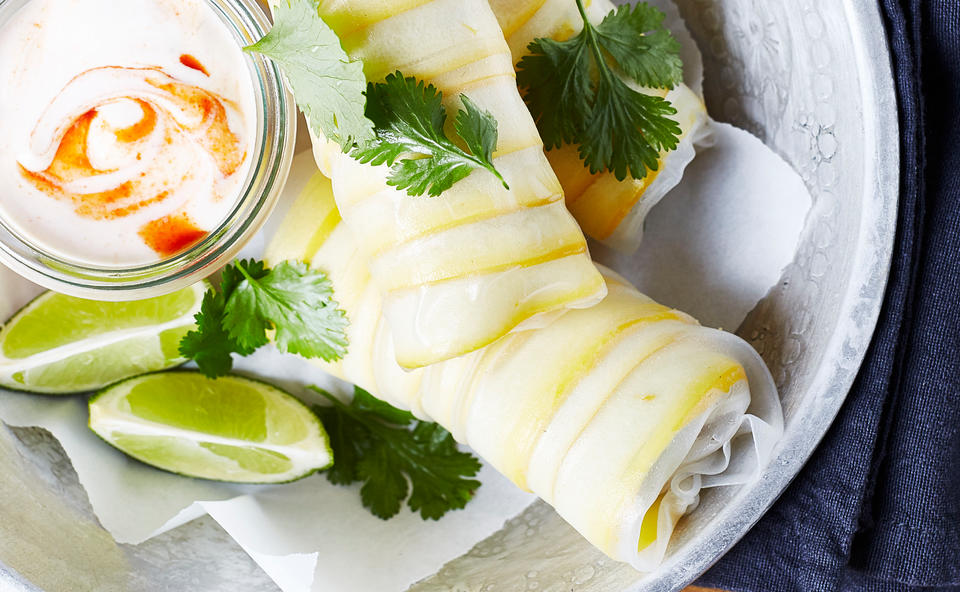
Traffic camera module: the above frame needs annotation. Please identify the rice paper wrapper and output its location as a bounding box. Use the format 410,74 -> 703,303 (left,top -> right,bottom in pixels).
619,329 -> 784,570
271,169 -> 786,568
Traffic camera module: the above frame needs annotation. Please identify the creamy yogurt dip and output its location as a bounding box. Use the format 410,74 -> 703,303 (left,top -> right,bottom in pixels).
0,0 -> 257,266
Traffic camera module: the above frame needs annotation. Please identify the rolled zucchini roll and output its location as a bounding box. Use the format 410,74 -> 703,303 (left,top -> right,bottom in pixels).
488,0 -> 712,252
309,0 -> 606,369
267,170 -> 783,569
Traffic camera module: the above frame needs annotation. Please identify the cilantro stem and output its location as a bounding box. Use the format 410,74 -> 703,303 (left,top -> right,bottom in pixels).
465,152 -> 509,190
577,0 -> 619,104
420,140 -> 492,183
236,263 -> 255,283
574,0 -> 590,24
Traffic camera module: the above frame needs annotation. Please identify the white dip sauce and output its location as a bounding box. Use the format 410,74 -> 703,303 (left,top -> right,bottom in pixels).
0,0 -> 256,265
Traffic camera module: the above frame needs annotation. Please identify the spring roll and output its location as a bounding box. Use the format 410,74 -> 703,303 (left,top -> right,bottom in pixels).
266,166 -> 783,569
488,0 -> 711,252
306,0 -> 606,369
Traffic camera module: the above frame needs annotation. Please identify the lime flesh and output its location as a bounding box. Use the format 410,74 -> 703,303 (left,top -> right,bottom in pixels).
89,371 -> 332,483
0,284 -> 204,394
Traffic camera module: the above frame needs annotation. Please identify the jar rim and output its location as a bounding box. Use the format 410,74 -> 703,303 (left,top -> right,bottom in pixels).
0,0 -> 296,301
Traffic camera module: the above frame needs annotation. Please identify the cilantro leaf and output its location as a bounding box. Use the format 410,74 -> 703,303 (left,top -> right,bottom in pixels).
351,72 -> 509,197
583,75 -> 681,180
179,259 -> 348,378
245,0 -> 374,150
217,260 -> 271,354
594,3 -> 683,90
321,405 -> 363,486
515,36 -> 592,150
516,0 -> 683,180
179,290 -> 245,379
224,260 -> 348,360
218,259 -> 262,298
455,95 -> 501,169
247,2 -> 507,197
313,386 -> 482,520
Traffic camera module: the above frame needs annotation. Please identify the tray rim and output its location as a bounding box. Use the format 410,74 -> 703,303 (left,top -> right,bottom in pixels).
637,0 -> 901,588
0,0 -> 900,589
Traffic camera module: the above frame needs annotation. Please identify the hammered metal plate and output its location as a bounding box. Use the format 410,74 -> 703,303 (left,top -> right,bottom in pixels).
0,0 -> 898,590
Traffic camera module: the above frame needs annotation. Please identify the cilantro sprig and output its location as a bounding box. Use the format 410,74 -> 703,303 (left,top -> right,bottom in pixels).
244,0 -> 374,150
353,73 -> 508,197
246,0 -> 507,197
516,0 -> 684,181
179,260 -> 348,378
313,386 -> 482,520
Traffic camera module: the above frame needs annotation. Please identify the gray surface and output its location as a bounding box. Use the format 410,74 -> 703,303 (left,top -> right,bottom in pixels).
0,425 -> 279,592
0,0 -> 898,590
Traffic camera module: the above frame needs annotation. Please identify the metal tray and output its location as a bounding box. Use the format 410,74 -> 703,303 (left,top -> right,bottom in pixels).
0,0 -> 898,589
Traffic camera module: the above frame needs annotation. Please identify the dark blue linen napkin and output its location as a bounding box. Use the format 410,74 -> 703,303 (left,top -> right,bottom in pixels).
697,1 -> 960,590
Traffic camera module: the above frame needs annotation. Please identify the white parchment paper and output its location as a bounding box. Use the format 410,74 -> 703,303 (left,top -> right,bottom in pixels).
0,1 -> 811,588
593,122 -> 811,331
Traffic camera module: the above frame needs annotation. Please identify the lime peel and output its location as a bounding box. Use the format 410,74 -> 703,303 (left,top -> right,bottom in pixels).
89,371 -> 333,484
0,283 -> 206,394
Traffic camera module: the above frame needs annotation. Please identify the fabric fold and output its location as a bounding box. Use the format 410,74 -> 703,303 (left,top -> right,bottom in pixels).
700,1 -> 960,590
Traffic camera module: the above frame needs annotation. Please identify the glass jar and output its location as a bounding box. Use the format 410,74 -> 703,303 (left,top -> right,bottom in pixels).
0,0 -> 295,300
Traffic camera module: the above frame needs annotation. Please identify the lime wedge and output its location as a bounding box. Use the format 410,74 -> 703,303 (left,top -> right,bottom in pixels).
0,283 -> 206,394
89,371 -> 332,483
